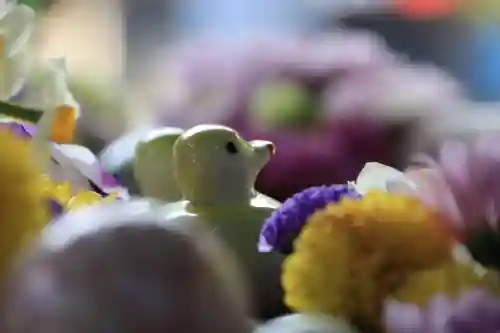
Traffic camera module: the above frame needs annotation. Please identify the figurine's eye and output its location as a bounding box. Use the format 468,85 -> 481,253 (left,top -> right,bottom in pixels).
225,142 -> 238,154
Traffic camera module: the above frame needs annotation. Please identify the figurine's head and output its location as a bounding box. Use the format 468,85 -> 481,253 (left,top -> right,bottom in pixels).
134,127 -> 184,201
173,124 -> 275,205
4,201 -> 250,333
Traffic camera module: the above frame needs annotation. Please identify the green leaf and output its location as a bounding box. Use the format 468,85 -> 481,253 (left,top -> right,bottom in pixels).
0,101 -> 43,123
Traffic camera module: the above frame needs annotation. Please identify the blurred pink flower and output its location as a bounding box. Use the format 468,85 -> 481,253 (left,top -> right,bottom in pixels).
384,289 -> 500,333
396,133 -> 500,238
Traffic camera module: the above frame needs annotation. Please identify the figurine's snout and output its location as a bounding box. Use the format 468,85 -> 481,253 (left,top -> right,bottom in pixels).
250,140 -> 276,155
266,142 -> 276,155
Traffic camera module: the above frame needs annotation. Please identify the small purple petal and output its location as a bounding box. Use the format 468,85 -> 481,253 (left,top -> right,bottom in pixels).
100,170 -> 120,187
48,199 -> 64,217
9,123 -> 31,138
258,184 -> 360,254
0,121 -> 37,139
20,123 -> 38,136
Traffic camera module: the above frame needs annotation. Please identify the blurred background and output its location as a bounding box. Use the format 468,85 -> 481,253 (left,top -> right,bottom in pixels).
30,0 -> 500,100
23,0 -> 500,200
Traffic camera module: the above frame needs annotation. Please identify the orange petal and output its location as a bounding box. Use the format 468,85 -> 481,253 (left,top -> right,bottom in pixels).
50,105 -> 76,143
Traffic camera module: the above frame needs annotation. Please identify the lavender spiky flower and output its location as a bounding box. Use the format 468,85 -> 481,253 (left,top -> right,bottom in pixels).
258,184 -> 360,254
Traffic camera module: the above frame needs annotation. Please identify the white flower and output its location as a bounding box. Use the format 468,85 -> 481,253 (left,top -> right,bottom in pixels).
351,162 -> 417,195
0,2 -> 35,100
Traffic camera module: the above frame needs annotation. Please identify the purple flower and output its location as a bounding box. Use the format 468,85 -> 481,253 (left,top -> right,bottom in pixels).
258,184 -> 359,254
384,289 -> 500,333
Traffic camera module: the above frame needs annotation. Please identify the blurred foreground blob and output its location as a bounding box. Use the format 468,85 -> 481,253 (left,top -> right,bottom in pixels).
4,201 -> 251,333
152,31 -> 464,200
255,313 -> 359,333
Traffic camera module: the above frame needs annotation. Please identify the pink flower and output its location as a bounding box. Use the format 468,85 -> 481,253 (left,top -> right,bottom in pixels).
390,133 -> 500,239
384,289 -> 500,333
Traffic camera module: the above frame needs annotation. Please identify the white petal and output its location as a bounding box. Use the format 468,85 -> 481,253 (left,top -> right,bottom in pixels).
53,144 -> 101,184
0,41 -> 29,99
353,162 -> 416,194
0,4 -> 34,99
0,4 -> 34,56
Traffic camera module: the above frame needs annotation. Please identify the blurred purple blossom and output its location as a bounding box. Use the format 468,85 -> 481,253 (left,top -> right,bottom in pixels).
153,31 -> 464,200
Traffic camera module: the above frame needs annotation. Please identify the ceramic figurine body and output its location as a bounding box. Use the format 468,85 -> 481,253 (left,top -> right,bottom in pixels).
134,124 -> 285,318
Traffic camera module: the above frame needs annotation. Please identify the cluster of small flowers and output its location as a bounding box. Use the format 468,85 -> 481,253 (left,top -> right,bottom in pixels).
259,136 -> 500,333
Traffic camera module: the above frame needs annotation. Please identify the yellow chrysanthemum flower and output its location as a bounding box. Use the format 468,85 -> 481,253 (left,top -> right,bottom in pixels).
282,191 -> 454,331
392,260 -> 500,307
0,131 -> 47,279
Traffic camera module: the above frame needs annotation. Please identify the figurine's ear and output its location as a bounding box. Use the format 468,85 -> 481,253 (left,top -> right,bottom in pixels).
0,101 -> 42,123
